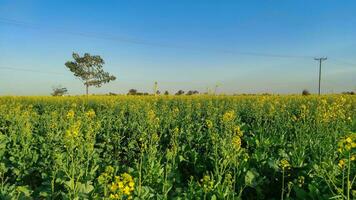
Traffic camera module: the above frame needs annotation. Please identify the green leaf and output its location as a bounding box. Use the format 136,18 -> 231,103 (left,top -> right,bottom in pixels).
245,169 -> 260,187
77,181 -> 94,194
211,194 -> 217,200
179,155 -> 186,162
16,185 -> 32,197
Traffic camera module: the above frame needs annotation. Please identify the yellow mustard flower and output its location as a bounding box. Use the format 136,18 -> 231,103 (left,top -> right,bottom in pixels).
222,110 -> 235,123
279,159 -> 291,170
233,125 -> 243,137
109,172 -> 135,199
66,109 -> 75,119
351,155 -> 355,161
148,110 -> 155,121
128,182 -> 135,188
346,137 -> 352,144
232,135 -> 241,150
338,159 -> 346,168
206,120 -> 213,129
65,121 -> 81,139
109,193 -> 119,199
338,133 -> 356,153
85,109 -> 96,118
123,186 -> 131,195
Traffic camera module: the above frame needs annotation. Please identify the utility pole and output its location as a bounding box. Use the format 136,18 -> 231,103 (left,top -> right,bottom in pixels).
214,84 -> 219,95
154,81 -> 158,95
314,57 -> 327,95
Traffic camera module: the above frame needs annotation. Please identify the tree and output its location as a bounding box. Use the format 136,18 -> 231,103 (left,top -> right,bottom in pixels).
164,91 -> 169,95
51,86 -> 68,96
302,89 -> 310,96
65,52 -> 116,95
127,89 -> 138,95
108,92 -> 117,96
175,90 -> 185,95
342,91 -> 355,95
153,81 -> 158,95
186,90 -> 199,95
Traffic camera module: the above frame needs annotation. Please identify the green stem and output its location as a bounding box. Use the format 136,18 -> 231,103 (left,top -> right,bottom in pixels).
281,170 -> 285,200
342,167 -> 345,197
138,151 -> 143,196
347,152 -> 350,200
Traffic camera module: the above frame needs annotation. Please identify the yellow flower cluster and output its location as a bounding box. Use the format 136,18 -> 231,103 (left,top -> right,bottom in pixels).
299,104 -> 309,119
65,121 -> 81,139
147,110 -> 160,124
231,125 -> 243,150
233,125 -> 243,137
337,133 -> 355,169
338,133 -> 356,153
66,109 -> 75,119
279,159 -> 291,170
200,175 -> 214,192
109,173 -> 135,199
85,109 -> 96,118
338,159 -> 346,168
232,135 -> 241,150
318,97 -> 348,123
206,120 -> 213,129
148,110 -> 156,121
222,110 -> 235,123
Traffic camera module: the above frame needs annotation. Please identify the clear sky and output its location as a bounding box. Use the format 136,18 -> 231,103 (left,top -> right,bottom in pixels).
0,0 -> 355,95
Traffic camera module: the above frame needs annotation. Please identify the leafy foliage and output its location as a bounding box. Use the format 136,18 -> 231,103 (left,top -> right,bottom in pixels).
65,52 -> 116,95
0,95 -> 354,199
51,86 -> 68,96
302,89 -> 311,96
175,90 -> 185,95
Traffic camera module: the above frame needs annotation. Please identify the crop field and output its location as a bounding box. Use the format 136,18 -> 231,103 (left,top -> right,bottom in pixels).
0,95 -> 355,200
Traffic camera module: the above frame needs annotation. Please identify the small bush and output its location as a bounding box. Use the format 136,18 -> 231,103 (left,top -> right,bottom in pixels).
302,89 -> 310,96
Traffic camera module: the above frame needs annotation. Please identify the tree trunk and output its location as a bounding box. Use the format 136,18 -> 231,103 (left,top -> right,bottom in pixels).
86,85 -> 89,96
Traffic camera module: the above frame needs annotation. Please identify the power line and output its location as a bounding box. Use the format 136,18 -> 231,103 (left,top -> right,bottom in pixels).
0,17 -> 155,46
328,58 -> 356,67
0,17 -> 314,59
0,67 -> 66,75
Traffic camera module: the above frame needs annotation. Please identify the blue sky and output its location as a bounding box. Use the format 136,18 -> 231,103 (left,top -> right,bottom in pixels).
0,0 -> 355,95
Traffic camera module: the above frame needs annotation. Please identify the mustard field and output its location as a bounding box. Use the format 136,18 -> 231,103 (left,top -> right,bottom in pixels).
0,95 -> 355,199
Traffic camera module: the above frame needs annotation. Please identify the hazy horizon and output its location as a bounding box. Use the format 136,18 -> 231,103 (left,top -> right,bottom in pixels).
1,0 -> 355,95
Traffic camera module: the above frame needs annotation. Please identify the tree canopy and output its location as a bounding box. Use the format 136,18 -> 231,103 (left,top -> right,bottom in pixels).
65,52 -> 116,95
51,86 -> 68,96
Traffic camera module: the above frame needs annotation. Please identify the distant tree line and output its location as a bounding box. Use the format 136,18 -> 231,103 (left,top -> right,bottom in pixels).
342,91 -> 355,95
125,89 -> 200,96
51,86 -> 68,96
127,89 -> 149,96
